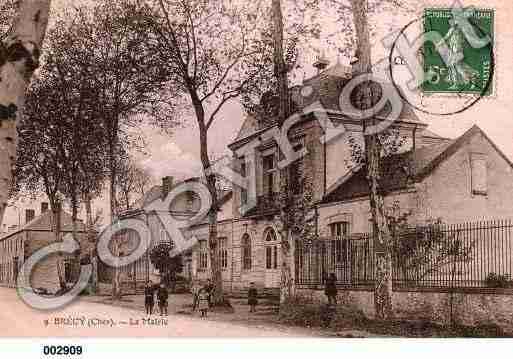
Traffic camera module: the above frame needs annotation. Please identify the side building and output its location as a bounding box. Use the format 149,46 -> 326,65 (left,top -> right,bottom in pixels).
0,203 -> 93,293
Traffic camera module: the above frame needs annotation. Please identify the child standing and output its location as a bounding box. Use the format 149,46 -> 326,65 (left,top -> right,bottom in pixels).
191,280 -> 201,312
324,273 -> 338,306
248,282 -> 258,313
197,288 -> 209,318
144,280 -> 155,315
157,284 -> 169,316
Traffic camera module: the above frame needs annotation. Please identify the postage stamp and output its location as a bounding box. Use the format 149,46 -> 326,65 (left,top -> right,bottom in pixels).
422,7 -> 494,96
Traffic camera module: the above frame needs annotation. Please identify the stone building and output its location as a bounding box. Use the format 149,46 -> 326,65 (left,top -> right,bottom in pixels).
120,60 -> 513,293
113,176 -> 232,290
319,125 -> 513,233
0,203 -> 92,293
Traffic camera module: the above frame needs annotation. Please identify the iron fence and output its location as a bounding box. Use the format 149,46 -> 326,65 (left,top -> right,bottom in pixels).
295,219 -> 513,290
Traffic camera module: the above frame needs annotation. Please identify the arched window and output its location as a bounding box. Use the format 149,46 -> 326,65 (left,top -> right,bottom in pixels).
218,237 -> 228,269
265,228 -> 277,242
264,228 -> 278,270
242,234 -> 251,270
198,240 -> 208,270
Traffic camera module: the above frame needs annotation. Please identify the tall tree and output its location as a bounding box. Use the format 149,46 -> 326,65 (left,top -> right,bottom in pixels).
16,12 -> 111,289
44,17 -> 107,249
63,1 -> 175,298
17,76 -> 69,290
0,0 -> 51,227
144,0 -> 266,305
272,0 -> 290,124
271,0 -> 295,302
348,0 -> 393,320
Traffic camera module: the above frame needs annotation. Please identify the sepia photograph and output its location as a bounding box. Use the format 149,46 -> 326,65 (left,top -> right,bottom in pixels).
0,0 -> 512,355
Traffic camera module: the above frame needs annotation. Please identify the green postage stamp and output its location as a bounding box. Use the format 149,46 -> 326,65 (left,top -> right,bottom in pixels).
422,7 -> 494,96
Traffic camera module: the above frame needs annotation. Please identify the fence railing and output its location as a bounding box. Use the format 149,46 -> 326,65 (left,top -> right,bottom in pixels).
295,219 -> 513,290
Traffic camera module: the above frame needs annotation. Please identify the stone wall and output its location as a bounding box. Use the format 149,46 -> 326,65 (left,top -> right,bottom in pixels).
296,287 -> 513,332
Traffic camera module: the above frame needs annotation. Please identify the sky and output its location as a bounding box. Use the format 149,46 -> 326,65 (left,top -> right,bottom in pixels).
2,0 -> 512,230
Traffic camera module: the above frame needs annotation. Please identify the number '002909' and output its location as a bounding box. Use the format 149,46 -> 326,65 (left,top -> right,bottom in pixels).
43,345 -> 83,356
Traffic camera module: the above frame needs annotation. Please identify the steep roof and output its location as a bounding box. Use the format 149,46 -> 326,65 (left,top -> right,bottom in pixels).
229,63 -> 426,149
300,67 -> 424,126
0,210 -> 86,241
322,125 -> 510,203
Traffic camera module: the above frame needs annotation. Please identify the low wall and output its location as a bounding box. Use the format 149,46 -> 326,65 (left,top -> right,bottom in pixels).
295,287 -> 513,332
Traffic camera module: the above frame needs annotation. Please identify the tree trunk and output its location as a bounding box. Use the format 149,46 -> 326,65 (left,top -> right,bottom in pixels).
84,192 -> 93,241
0,0 -> 51,227
349,0 -> 393,320
112,238 -> 122,299
280,223 -> 293,302
71,195 -> 80,281
109,136 -> 122,299
50,198 -> 66,290
196,111 -> 225,305
278,159 -> 292,302
272,0 -> 293,303
84,192 -> 97,293
188,89 -> 225,305
272,0 -> 289,124
71,194 -> 78,242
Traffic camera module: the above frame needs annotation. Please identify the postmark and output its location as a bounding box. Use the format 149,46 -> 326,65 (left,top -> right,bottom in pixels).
385,2 -> 496,116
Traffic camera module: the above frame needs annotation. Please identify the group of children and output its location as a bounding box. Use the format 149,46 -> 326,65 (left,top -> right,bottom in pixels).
144,280 -> 260,317
144,281 -> 169,316
192,280 -> 259,316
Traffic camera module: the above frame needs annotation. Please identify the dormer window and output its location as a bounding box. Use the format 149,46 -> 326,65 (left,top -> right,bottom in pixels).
470,153 -> 487,195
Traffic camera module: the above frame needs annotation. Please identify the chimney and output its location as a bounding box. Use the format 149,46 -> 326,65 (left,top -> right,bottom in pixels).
313,52 -> 330,74
162,176 -> 174,199
41,202 -> 49,213
25,209 -> 35,224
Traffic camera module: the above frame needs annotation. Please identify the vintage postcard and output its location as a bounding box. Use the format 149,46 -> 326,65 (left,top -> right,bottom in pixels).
0,0 -> 512,356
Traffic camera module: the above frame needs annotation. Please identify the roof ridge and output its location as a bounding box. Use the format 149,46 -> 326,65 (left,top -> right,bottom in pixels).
414,125 -> 480,180
0,209 -> 82,241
